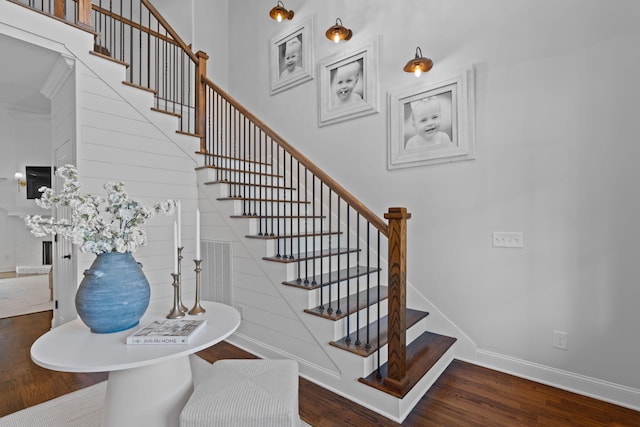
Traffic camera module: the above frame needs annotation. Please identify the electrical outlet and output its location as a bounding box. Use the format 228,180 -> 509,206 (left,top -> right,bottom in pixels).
492,231 -> 524,248
553,330 -> 568,350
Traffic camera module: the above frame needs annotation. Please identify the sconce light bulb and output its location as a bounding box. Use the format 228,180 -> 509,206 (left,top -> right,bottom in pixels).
414,68 -> 422,78
276,14 -> 283,22
334,33 -> 340,43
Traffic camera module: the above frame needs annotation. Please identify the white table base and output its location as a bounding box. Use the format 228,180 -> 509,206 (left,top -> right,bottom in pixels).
102,355 -> 193,427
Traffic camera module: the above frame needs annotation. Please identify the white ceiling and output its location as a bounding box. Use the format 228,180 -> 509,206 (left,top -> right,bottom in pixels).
0,34 -> 60,114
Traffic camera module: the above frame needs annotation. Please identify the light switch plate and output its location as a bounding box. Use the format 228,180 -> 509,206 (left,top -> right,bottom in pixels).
492,231 -> 523,248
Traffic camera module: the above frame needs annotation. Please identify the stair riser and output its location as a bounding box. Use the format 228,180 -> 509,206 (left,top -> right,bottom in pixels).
331,300 -> 389,342
263,235 -> 346,257
246,217 -> 325,236
224,186 -> 295,201
305,275 -> 383,304
207,171 -> 286,187
203,161 -> 273,176
360,315 -> 430,378
289,252 -> 362,280
226,199 -> 315,217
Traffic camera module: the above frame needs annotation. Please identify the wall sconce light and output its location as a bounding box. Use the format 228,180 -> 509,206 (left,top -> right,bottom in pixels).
403,47 -> 433,77
325,18 -> 352,43
269,1 -> 294,22
14,172 -> 26,192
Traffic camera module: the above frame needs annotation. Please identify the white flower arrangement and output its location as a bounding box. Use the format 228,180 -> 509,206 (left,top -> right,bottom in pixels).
25,165 -> 175,254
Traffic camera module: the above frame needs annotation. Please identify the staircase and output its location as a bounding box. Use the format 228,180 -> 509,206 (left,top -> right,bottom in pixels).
5,0 -> 465,422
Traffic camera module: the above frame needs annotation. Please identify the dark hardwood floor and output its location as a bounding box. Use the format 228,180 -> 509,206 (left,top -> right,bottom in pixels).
2,310 -> 640,426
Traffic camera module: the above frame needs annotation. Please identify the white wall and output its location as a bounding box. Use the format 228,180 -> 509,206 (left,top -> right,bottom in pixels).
151,0 -> 230,90
220,0 -> 640,394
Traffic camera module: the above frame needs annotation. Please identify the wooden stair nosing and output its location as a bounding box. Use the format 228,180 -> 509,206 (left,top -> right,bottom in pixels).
89,50 -> 129,67
304,286 -> 389,321
195,154 -> 271,167
151,106 -> 181,118
246,230 -> 343,240
358,331 -> 457,398
263,247 -> 357,263
282,265 -> 380,290
328,308 -> 430,358
176,130 -> 203,138
206,181 -> 295,191
217,196 -> 310,204
121,80 -> 156,94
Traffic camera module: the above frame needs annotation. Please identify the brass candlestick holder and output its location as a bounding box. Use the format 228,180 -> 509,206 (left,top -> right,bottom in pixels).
177,246 -> 188,313
167,273 -> 185,319
188,259 -> 206,315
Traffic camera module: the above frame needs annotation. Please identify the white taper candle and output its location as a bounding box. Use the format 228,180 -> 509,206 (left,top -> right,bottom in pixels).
196,208 -> 201,259
173,221 -> 178,274
176,200 -> 182,248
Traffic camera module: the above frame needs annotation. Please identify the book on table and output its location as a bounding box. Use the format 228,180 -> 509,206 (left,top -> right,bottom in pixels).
126,319 -> 207,345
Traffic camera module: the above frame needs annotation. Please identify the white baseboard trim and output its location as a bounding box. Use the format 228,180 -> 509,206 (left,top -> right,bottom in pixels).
472,349 -> 640,411
16,265 -> 51,274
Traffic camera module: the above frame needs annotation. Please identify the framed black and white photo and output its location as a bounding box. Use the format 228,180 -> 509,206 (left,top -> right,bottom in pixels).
270,15 -> 314,95
388,67 -> 475,169
318,37 -> 380,126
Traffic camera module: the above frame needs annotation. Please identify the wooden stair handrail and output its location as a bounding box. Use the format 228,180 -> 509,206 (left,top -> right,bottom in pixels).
140,0 -> 199,63
75,0 -> 198,63
84,2 -> 181,46
202,76 -> 389,237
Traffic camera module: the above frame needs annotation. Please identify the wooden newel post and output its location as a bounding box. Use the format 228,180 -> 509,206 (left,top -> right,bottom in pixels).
383,207 -> 411,395
195,50 -> 209,154
76,0 -> 92,30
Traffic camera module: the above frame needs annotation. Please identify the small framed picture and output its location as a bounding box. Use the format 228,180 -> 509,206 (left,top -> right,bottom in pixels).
318,37 -> 380,127
270,15 -> 314,95
388,67 -> 475,169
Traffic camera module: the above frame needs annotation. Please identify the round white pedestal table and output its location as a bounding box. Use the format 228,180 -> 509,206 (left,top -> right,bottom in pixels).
31,300 -> 241,427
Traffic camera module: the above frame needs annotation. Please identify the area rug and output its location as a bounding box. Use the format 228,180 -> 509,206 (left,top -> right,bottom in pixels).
0,382 -> 105,427
0,274 -> 53,319
0,356 -> 311,426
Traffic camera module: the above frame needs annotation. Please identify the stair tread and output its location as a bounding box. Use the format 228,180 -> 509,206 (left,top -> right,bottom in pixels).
263,247 -> 357,263
247,230 -> 342,241
176,130 -> 202,138
206,180 -> 294,190
358,331 -> 457,398
329,308 -> 429,357
206,165 -> 282,178
231,214 -> 324,219
283,266 -> 380,290
304,286 -> 388,321
90,50 -> 129,67
195,156 -> 271,167
217,196 -> 309,204
151,106 -> 181,118
122,80 -> 154,93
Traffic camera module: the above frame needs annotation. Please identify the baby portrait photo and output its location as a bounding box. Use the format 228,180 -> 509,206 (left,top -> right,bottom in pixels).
278,35 -> 303,79
270,16 -> 314,95
318,37 -> 380,126
402,92 -> 453,151
330,59 -> 364,108
387,67 -> 476,169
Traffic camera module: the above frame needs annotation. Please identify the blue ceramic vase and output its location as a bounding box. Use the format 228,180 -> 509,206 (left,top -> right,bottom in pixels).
75,252 -> 150,333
